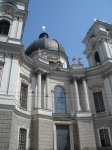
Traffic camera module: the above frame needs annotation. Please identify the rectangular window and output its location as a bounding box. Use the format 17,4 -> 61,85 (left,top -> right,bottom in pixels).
18,128 -> 26,150
99,129 -> 111,147
20,84 -> 27,108
93,92 -> 105,113
56,125 -> 70,150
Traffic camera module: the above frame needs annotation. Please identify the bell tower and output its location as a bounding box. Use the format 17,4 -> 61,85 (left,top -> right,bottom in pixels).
0,0 -> 29,44
83,20 -> 112,67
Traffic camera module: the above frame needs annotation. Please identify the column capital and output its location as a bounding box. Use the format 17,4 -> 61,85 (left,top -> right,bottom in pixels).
82,76 -> 86,81
37,69 -> 43,75
46,72 -> 50,77
102,73 -> 109,79
5,53 -> 11,59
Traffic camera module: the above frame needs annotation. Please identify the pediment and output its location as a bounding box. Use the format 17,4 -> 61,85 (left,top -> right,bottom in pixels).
89,84 -> 103,92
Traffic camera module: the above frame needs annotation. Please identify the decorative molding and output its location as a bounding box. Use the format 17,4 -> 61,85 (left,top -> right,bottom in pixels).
5,53 -> 22,65
102,71 -> 112,79
5,53 -> 11,58
20,73 -> 32,83
89,84 -> 103,92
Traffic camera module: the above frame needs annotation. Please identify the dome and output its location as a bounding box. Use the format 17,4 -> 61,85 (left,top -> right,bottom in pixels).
25,33 -> 66,56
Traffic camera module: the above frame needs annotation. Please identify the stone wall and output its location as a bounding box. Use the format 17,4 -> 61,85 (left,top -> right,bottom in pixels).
32,118 -> 53,150
77,119 -> 97,150
0,110 -> 13,150
73,122 -> 79,150
9,112 -> 32,150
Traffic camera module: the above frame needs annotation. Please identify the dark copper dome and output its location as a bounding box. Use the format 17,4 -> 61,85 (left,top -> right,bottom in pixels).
25,33 -> 66,56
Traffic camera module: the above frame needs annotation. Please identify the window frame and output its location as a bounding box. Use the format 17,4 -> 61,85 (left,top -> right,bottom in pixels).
97,127 -> 112,147
53,121 -> 74,150
89,84 -> 107,114
53,85 -> 68,114
93,92 -> 105,113
17,126 -> 29,150
20,83 -> 28,109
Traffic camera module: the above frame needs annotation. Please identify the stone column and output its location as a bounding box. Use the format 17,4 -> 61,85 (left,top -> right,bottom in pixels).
0,53 -> 11,95
46,73 -> 50,109
82,77 -> 90,111
98,41 -> 105,61
89,53 -> 93,66
107,40 -> 112,57
102,74 -> 112,109
101,38 -> 111,58
73,77 -> 81,111
17,18 -> 23,39
37,71 -> 42,108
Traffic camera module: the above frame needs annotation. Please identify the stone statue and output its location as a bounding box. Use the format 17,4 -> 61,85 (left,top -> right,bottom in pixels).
43,52 -> 47,59
78,57 -> 82,64
72,56 -> 76,64
38,49 -> 42,56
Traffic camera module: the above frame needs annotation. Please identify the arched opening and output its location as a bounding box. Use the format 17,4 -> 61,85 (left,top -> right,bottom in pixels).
94,51 -> 100,65
0,20 -> 10,35
54,86 -> 66,114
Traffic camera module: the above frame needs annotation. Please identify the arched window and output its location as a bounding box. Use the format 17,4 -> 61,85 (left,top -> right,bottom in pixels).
0,20 -> 10,35
54,86 -> 66,114
94,51 -> 100,65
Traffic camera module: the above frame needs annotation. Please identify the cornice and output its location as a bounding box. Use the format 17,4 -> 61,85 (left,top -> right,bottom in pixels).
20,73 -> 32,83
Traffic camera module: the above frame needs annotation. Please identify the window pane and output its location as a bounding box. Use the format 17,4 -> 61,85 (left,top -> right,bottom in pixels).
18,129 -> 26,149
56,125 -> 70,150
99,129 -> 111,147
54,86 -> 66,114
93,92 -> 105,113
0,21 -> 10,35
20,84 -> 27,108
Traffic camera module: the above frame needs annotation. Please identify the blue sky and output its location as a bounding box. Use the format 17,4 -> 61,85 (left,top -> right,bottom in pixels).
22,0 -> 112,68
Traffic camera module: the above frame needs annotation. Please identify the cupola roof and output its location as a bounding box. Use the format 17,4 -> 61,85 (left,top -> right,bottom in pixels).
25,32 -> 66,56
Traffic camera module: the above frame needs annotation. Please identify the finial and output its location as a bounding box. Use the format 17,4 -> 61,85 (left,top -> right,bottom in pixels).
42,26 -> 46,33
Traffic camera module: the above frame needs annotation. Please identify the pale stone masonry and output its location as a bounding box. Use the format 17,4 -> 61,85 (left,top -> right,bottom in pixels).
0,0 -> 112,150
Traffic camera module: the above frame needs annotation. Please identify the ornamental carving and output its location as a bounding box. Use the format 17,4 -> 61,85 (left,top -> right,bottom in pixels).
89,84 -> 103,92
52,61 -> 64,71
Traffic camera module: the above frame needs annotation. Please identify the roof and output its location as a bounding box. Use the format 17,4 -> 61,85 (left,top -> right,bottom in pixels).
86,20 -> 112,35
25,33 -> 66,56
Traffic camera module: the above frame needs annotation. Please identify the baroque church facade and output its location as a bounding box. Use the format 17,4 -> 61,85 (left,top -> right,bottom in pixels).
0,0 -> 112,150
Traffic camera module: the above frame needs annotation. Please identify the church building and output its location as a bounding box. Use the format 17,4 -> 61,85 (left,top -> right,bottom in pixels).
0,0 -> 112,150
